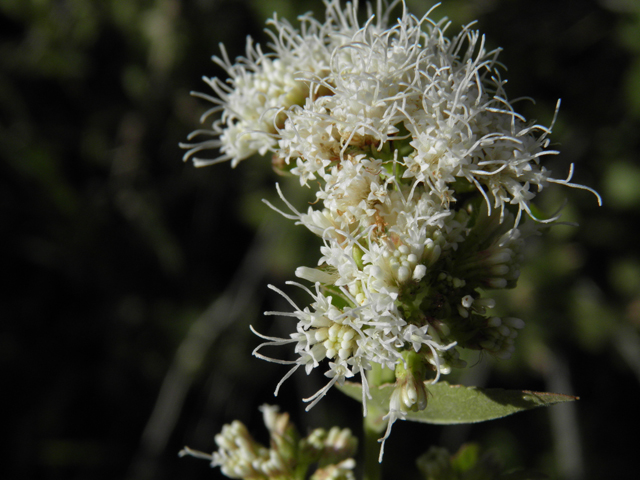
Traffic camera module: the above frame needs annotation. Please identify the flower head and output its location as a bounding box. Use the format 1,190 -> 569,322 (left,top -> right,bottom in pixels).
183,0 -> 601,460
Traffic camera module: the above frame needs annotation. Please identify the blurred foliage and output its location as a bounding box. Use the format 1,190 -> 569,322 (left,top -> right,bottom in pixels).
416,443 -> 546,480
2,1 -> 640,480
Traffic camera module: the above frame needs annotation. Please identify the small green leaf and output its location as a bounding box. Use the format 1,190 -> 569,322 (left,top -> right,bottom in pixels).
451,443 -> 480,472
337,381 -> 577,425
498,470 -> 548,480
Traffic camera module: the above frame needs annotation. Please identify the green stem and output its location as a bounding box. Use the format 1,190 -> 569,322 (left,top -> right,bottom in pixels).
363,415 -> 383,480
367,361 -> 395,386
362,364 -> 395,480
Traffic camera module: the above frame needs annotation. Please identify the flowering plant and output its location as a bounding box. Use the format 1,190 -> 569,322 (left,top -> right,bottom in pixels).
179,1 -> 600,478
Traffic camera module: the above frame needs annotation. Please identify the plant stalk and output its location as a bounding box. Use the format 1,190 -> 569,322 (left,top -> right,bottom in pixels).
362,363 -> 395,480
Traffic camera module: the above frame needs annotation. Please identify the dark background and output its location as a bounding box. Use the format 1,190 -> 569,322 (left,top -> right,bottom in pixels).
3,0 -> 640,479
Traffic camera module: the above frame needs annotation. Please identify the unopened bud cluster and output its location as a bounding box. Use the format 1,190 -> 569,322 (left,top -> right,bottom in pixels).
183,0 -> 600,458
180,405 -> 357,480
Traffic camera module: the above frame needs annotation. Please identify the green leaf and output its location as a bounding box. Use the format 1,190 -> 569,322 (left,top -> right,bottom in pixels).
337,381 -> 577,425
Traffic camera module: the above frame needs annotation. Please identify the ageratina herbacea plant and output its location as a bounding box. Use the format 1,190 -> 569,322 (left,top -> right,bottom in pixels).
177,1 -> 601,479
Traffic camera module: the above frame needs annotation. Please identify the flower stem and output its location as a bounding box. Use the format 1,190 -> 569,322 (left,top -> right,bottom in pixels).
363,417 -> 383,480
363,364 -> 394,480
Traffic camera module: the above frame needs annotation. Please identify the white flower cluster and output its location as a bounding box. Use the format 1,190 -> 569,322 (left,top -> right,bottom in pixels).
180,405 -> 357,480
182,0 -> 600,459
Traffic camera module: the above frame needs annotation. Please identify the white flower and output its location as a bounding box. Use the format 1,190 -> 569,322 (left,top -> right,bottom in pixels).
183,0 -> 602,461
181,9 -> 335,167
181,405 -> 358,478
184,0 -> 601,214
